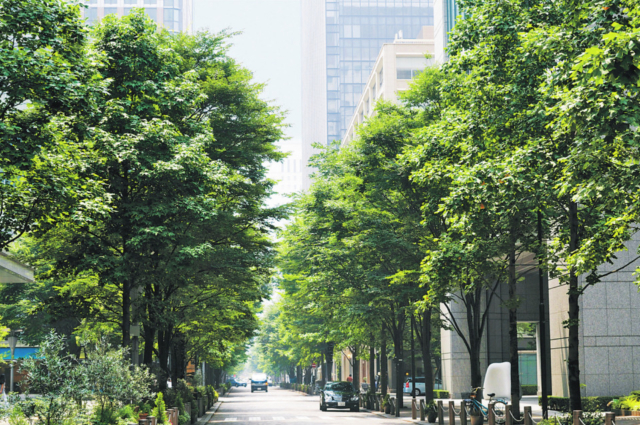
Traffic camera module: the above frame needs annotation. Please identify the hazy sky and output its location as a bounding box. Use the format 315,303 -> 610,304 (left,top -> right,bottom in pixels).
193,0 -> 302,143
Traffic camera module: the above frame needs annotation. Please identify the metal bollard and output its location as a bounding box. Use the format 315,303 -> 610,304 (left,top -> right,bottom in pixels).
412,397 -> 417,420
524,406 -> 533,425
605,412 -> 615,425
488,402 -> 496,425
420,399 -> 426,421
573,410 -> 583,425
505,404 -> 512,425
438,400 -> 445,425
460,401 -> 467,425
450,401 -> 456,425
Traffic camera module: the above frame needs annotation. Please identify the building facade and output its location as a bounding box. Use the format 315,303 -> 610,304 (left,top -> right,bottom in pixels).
301,0 -> 434,189
342,26 -> 434,146
82,0 -> 194,34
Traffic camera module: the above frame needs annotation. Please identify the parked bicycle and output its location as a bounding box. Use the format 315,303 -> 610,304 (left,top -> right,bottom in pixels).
464,387 -> 507,424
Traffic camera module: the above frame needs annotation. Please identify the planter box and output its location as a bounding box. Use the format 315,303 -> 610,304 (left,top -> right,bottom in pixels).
615,410 -> 640,416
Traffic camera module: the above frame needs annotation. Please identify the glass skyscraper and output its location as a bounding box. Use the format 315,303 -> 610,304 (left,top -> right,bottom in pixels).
324,0 -> 433,144
82,0 -> 193,34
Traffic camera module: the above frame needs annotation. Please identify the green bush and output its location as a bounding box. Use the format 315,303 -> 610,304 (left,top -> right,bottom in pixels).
612,390 -> 640,411
522,385 -> 537,396
152,392 -> 169,424
434,390 -> 450,399
118,405 -> 138,421
179,413 -> 190,425
539,396 -> 620,412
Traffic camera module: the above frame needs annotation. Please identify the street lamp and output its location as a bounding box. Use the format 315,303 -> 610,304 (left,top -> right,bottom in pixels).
7,333 -> 19,393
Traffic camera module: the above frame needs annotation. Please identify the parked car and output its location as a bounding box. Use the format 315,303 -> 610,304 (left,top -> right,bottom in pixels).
403,377 -> 443,396
227,378 -> 247,388
251,373 -> 268,392
319,381 -> 360,412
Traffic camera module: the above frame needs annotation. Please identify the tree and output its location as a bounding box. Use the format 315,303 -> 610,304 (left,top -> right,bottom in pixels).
0,0 -> 105,251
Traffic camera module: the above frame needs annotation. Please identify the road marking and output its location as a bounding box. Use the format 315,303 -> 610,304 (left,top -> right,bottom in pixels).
248,418 -> 261,421
296,416 -> 310,420
223,419 -> 237,422
273,417 -> 285,420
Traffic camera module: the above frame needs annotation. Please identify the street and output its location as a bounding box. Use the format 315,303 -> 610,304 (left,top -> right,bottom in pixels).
209,386 -> 410,424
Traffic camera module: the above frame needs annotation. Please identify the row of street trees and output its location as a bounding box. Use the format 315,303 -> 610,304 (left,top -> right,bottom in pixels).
0,0 -> 285,387
259,0 -> 640,412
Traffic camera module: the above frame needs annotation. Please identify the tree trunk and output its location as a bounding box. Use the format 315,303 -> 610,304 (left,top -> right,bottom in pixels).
418,310 -> 434,403
508,239 -> 521,414
170,333 -> 187,385
122,278 -> 131,349
296,365 -> 302,384
325,341 -> 334,382
393,326 -> 405,409
369,335 -> 375,394
157,329 -> 171,391
466,290 -> 484,398
143,324 -> 155,365
350,346 -> 360,391
568,201 -> 583,411
381,329 -> 388,396
304,366 -> 312,385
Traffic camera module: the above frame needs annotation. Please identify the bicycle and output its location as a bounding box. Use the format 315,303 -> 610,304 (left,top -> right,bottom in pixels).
464,387 -> 507,424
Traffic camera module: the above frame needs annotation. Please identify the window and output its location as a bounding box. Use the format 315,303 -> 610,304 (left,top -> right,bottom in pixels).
124,0 -> 137,4
144,7 -> 157,20
104,0 -> 117,4
87,7 -> 98,24
164,8 -> 181,32
372,85 -> 376,100
104,7 -> 118,16
144,0 -> 157,3
378,68 -> 384,86
124,7 -> 133,15
396,56 -> 431,79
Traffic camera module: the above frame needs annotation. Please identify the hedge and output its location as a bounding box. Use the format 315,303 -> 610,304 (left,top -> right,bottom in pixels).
434,390 -> 450,399
539,396 -> 620,412
522,385 -> 537,396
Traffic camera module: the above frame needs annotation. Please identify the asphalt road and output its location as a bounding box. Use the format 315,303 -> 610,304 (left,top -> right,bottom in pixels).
208,386 -> 409,425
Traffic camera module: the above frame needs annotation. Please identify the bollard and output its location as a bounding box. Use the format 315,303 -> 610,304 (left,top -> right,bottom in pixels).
390,397 -> 396,415
420,399 -> 426,421
147,416 -> 156,425
505,404 -> 512,425
605,412 -> 615,425
573,410 -> 583,425
524,406 -> 532,425
138,420 -> 149,425
460,401 -> 468,425
449,401 -> 456,425
488,402 -> 496,425
412,397 -> 417,420
438,400 -> 445,425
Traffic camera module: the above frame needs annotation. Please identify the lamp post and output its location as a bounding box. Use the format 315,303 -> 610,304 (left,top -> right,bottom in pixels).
7,333 -> 19,393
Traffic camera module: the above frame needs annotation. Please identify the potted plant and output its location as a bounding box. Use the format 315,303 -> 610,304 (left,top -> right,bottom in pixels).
382,394 -> 391,414
139,402 -> 152,419
426,401 -> 438,423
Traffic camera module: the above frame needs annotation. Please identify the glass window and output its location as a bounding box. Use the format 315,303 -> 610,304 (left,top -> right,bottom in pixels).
124,7 -> 133,15
87,7 -> 98,24
165,0 -> 175,6
87,0 -> 97,4
104,0 -> 117,4
144,7 -> 157,20
397,69 -> 412,79
124,0 -> 137,4
104,7 -> 118,15
144,0 -> 157,3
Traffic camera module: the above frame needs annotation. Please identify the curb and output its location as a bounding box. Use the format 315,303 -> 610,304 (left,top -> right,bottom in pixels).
196,401 -> 222,424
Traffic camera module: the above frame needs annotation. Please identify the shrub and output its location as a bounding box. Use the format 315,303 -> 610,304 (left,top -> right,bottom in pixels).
434,390 -> 450,399
540,396 -> 620,413
179,413 -> 190,425
138,402 -> 152,415
152,393 -> 169,424
522,385 -> 537,396
118,405 -> 138,421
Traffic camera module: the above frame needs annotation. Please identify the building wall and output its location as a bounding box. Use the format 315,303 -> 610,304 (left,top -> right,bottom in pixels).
301,0 -> 327,190
81,0 -> 194,34
549,232 -> 640,397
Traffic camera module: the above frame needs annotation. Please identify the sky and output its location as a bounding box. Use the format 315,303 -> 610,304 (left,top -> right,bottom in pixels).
193,0 -> 302,143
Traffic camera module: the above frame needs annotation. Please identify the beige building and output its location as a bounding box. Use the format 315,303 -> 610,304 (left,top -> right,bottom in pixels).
342,27 -> 434,146
82,0 -> 194,34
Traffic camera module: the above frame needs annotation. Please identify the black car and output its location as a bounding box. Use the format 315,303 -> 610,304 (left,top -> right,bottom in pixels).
319,381 -> 359,412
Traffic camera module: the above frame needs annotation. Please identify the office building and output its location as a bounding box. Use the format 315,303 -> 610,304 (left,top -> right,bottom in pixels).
81,0 -> 194,34
342,26 -> 434,146
301,0 -> 434,189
